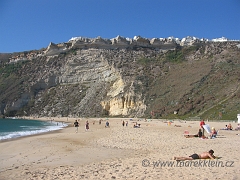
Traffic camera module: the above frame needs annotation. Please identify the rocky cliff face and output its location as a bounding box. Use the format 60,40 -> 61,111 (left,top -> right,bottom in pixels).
0,36 -> 240,120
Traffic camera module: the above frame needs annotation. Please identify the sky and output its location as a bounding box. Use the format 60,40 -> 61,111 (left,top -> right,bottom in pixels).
0,0 -> 240,53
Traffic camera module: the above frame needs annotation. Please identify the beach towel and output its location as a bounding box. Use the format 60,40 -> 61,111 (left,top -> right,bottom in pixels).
203,124 -> 211,134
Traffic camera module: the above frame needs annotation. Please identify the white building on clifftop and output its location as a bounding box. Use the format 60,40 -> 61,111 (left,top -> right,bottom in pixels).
212,37 -> 228,42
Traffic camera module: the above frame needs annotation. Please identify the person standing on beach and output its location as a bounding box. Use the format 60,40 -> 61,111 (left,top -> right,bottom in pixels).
122,121 -> 125,127
73,120 -> 79,133
200,119 -> 205,136
85,120 -> 89,131
105,121 -> 110,127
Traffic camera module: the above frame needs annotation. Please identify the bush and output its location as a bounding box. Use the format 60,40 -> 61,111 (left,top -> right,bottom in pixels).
165,50 -> 184,63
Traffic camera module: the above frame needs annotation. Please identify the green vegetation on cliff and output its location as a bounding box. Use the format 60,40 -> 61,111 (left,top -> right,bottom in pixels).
0,42 -> 239,120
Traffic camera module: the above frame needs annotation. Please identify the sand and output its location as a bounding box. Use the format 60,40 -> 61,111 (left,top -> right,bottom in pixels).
0,117 -> 239,180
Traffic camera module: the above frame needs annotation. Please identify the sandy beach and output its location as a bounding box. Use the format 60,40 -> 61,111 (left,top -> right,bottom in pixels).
0,117 -> 239,180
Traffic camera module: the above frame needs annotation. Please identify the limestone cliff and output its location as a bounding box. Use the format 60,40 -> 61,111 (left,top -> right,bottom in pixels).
0,36 -> 240,120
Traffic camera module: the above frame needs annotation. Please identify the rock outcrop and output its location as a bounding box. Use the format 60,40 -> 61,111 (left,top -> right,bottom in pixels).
44,42 -> 69,56
0,36 -> 240,119
44,35 -> 238,57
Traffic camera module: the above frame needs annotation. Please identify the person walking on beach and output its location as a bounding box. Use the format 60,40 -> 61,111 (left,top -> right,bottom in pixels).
174,149 -> 215,161
122,120 -> 125,127
73,120 -> 79,133
85,120 -> 89,131
105,121 -> 110,128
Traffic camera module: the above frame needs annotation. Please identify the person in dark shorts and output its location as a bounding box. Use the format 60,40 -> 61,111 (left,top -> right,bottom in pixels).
174,150 -> 215,161
189,153 -> 200,159
73,120 -> 79,133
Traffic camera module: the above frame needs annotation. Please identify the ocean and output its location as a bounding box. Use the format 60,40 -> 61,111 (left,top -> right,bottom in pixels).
0,118 -> 68,141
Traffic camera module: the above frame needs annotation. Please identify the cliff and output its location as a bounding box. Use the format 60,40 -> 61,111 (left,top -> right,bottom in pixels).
0,36 -> 240,120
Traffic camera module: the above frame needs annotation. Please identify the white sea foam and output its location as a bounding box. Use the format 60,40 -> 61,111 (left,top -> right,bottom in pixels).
0,122 -> 68,140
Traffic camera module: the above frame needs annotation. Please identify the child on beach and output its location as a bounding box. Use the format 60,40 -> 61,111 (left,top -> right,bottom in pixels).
210,127 -> 217,139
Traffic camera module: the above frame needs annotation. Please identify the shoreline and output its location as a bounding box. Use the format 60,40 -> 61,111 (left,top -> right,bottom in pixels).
0,117 -> 239,179
0,117 -> 70,143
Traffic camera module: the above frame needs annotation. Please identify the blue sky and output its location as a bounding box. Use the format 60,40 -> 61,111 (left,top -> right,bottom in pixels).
0,0 -> 240,53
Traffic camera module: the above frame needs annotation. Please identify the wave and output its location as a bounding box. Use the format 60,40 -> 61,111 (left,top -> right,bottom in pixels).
0,121 -> 68,140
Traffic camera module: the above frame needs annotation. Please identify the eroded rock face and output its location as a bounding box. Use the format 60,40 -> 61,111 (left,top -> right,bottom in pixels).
111,35 -> 130,47
45,35 -> 178,56
54,48 -> 147,117
100,78 -> 146,116
2,36 -> 240,118
42,35 -> 239,57
102,94 -> 146,116
45,42 -> 68,56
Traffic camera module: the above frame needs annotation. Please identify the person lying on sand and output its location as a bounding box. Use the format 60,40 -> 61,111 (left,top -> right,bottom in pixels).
174,125 -> 182,127
227,123 -> 233,130
184,129 -> 202,138
221,125 -> 228,130
174,149 -> 215,161
133,122 -> 141,128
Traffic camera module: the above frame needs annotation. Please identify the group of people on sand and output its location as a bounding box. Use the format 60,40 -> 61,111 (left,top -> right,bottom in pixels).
122,120 -> 141,128
221,123 -> 234,130
99,119 -> 110,127
73,118 -> 220,161
177,120 -> 217,160
184,119 -> 216,139
73,119 -> 112,132
73,120 -> 89,133
74,119 -> 143,132
133,122 -> 141,128
184,119 -> 240,139
178,119 -> 240,161
220,123 -> 240,131
122,120 -> 128,127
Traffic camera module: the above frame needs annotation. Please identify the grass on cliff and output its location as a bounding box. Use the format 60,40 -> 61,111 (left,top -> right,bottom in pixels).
135,44 -> 240,120
199,102 -> 240,121
0,61 -> 28,78
137,45 -> 200,65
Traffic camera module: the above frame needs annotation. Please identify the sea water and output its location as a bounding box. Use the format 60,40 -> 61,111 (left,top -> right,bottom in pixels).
0,118 -> 68,141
